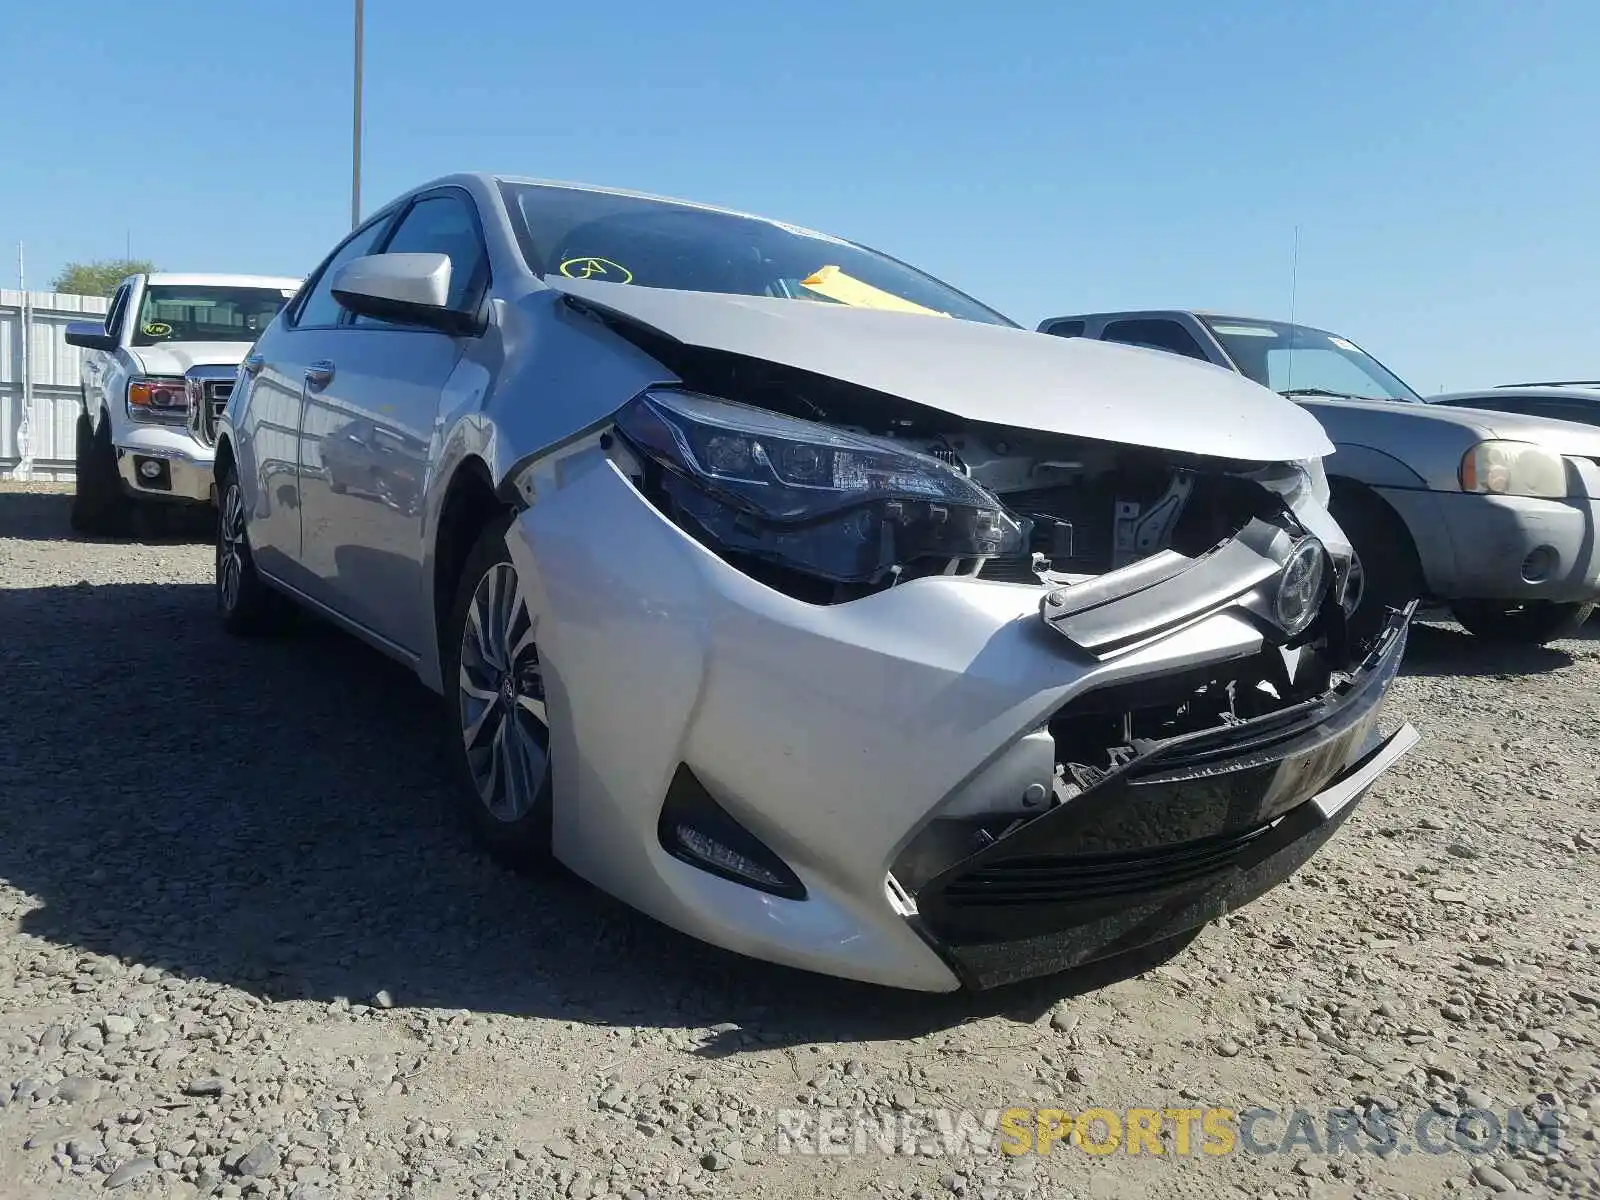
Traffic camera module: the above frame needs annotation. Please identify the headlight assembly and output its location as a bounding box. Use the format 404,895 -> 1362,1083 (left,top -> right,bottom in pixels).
615,389 -> 1026,584
1459,440 -> 1569,499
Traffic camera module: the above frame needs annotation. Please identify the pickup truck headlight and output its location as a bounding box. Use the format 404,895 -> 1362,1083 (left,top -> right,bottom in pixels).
126,376 -> 189,425
615,389 -> 1026,585
1459,440 -> 1569,499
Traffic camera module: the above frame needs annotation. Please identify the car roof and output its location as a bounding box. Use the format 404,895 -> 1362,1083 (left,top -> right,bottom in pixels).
1430,386 -> 1600,403
405,171 -> 855,244
143,272 -> 303,289
1038,309 -> 1346,337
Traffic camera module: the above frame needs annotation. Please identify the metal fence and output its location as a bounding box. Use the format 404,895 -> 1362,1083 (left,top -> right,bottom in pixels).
1,290 -> 109,481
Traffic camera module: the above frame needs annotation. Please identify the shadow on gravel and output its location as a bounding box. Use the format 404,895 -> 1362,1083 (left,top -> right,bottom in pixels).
0,488 -> 212,544
1399,619 -> 1591,677
0,577 -> 1193,1051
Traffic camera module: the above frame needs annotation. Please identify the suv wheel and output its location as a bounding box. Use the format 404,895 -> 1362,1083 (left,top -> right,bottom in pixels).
1450,599 -> 1594,645
216,462 -> 292,635
441,516 -> 554,870
1327,484 -> 1424,647
69,413 -> 131,536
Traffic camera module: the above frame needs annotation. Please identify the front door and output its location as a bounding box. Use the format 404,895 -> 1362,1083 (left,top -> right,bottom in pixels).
297,188 -> 491,657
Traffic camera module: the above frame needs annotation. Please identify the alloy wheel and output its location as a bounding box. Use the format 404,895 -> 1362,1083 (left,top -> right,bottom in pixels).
218,482 -> 246,612
458,562 -> 549,822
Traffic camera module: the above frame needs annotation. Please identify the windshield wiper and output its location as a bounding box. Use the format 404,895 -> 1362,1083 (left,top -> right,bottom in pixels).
1279,387 -> 1370,400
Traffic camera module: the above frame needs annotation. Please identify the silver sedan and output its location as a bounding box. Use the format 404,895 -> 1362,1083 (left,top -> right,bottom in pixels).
213,173 -> 1417,991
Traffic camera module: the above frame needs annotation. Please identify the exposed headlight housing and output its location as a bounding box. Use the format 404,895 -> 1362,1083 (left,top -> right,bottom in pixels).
1275,536 -> 1329,635
615,390 -> 1026,585
1459,440 -> 1568,499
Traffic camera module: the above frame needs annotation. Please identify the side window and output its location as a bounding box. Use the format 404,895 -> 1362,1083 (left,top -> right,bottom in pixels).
104,285 -> 130,339
1101,318 -> 1209,360
291,216 -> 394,329
1535,399 -> 1600,427
1041,319 -> 1086,339
365,193 -> 488,318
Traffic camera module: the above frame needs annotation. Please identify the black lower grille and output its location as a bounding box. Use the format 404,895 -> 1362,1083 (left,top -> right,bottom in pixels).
940,822 -> 1277,908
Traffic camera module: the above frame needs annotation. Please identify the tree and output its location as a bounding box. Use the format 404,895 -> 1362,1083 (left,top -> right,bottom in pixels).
50,259 -> 158,297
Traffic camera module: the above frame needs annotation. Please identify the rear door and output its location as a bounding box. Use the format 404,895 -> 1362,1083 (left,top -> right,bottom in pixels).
297,186 -> 492,657
237,213 -> 397,584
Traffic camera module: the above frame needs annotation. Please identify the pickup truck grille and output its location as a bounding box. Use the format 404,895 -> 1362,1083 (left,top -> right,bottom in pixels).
185,370 -> 236,447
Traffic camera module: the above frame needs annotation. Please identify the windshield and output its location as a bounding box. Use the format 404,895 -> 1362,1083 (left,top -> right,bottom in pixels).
1201,317 -> 1421,402
498,181 -> 1017,327
132,284 -> 296,347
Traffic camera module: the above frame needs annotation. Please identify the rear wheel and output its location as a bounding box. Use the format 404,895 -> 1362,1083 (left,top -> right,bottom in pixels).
441,516 -> 555,870
1449,599 -> 1594,645
69,413 -> 132,537
1327,483 -> 1424,646
216,462 -> 293,635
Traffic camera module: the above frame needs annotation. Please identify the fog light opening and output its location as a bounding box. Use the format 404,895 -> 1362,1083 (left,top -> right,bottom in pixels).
1521,545 -> 1558,584
658,765 -> 806,900
133,456 -> 171,490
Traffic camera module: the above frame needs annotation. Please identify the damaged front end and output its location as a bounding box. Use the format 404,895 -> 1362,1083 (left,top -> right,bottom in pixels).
526,322 -> 1417,989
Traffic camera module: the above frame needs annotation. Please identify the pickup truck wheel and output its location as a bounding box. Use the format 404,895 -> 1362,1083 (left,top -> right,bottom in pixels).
1449,599 -> 1594,645
216,464 -> 293,635
441,516 -> 554,872
1327,484 -> 1423,647
69,415 -> 132,537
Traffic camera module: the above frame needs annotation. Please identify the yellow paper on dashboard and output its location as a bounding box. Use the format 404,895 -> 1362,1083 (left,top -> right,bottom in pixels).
799,266 -> 951,317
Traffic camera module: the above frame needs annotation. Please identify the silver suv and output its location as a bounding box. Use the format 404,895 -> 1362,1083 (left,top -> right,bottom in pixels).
1039,311 -> 1600,645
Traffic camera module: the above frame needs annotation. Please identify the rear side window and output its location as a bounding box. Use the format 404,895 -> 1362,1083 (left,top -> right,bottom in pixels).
1531,399 -> 1600,427
1041,319 -> 1086,338
1101,318 -> 1209,361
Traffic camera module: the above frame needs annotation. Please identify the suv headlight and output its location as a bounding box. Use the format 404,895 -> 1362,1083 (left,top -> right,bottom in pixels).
614,389 -> 1025,585
1459,440 -> 1569,499
126,375 -> 189,425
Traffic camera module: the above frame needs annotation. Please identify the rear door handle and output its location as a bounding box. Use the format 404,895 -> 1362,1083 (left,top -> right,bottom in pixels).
305,360 -> 335,390
243,353 -> 265,376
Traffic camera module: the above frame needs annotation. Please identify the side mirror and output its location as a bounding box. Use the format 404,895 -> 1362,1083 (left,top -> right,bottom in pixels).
329,253 -> 477,335
64,320 -> 117,352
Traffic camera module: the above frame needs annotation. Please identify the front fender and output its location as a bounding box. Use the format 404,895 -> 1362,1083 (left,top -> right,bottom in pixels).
1323,442 -> 1428,490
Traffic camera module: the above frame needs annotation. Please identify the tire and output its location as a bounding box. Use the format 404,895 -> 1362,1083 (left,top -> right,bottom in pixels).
1327,483 -> 1424,647
215,461 -> 293,635
440,514 -> 555,871
1449,599 -> 1595,645
69,413 -> 132,537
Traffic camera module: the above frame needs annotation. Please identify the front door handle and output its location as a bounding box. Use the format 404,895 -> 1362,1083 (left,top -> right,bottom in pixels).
243,352 -> 265,376
305,360 -> 335,390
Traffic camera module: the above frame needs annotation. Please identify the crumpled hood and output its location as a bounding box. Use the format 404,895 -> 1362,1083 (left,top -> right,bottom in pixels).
130,342 -> 255,376
545,278 -> 1334,463
1301,396 -> 1600,458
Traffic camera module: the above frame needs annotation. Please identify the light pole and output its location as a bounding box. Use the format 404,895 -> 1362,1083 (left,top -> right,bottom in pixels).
352,0 -> 364,228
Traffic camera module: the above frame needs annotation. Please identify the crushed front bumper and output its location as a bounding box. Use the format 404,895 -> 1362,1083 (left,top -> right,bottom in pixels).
508,454 -> 1419,992
908,606 -> 1417,990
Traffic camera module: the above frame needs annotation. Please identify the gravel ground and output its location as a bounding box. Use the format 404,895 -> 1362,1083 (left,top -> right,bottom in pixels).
0,479 -> 1596,1200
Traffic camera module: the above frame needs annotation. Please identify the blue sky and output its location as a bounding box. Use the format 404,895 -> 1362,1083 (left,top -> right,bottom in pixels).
3,0 -> 1594,391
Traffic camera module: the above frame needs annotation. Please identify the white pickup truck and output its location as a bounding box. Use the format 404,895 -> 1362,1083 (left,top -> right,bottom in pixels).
64,272 -> 302,534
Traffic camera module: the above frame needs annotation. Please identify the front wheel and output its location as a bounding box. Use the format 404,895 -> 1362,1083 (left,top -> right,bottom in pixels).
1327,484 -> 1424,648
1449,599 -> 1594,645
69,414 -> 132,537
440,516 -> 555,871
